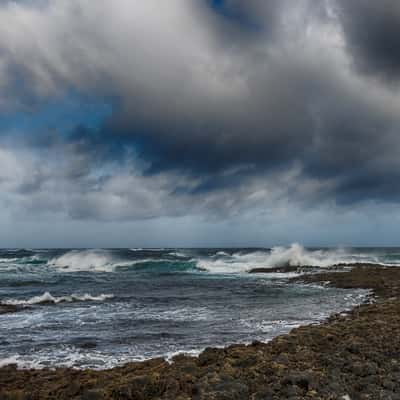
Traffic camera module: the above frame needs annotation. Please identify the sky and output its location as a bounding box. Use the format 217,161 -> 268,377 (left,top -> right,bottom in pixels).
1,0 -> 400,248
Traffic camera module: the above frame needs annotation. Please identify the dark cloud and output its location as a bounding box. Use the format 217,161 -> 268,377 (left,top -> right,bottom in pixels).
0,0 -> 400,222
335,0 -> 400,81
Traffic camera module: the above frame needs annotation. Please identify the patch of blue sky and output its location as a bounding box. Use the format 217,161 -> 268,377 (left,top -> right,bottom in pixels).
208,0 -> 261,31
0,90 -> 113,138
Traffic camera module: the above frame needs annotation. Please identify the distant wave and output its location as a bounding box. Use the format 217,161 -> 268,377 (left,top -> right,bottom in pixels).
130,248 -> 167,252
2,291 -> 114,306
26,245 -> 398,276
167,251 -> 188,258
47,250 -> 134,272
214,251 -> 230,257
195,243 -> 389,274
47,249 -> 192,273
0,255 -> 47,265
0,258 -> 19,263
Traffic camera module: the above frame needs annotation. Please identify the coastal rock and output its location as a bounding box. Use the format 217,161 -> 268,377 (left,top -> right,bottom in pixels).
81,389 -> 107,400
0,304 -> 21,315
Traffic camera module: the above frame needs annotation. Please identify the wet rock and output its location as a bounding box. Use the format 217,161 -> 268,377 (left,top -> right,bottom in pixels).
0,305 -> 21,315
275,353 -> 290,365
251,387 -> 274,400
80,342 -> 98,349
382,379 -> 396,391
0,392 -> 28,400
193,379 -> 249,400
81,389 -> 107,400
283,371 -> 315,391
66,380 -> 81,397
197,348 -> 224,366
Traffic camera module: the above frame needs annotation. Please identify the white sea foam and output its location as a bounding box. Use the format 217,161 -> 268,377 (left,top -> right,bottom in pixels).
0,347 -> 200,370
46,250 -> 145,272
47,250 -> 120,272
196,243 -> 388,274
0,257 -> 19,263
0,350 -> 129,370
215,251 -> 230,257
130,248 -> 166,252
165,348 -> 203,362
2,291 -> 114,306
242,319 -> 306,333
0,348 -> 201,370
0,356 -> 21,368
134,306 -> 212,322
256,272 -> 302,279
167,251 -> 187,258
47,250 -> 175,272
264,244 -> 343,268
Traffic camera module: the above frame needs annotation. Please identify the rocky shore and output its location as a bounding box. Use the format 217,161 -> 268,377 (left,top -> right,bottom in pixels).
1,265 -> 400,399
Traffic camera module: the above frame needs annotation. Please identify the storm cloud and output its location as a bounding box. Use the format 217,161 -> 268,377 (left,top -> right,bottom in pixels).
335,0 -> 400,81
0,0 -> 400,230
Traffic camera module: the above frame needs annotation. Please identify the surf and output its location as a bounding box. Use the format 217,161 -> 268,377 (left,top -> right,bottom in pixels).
195,243 -> 393,274
2,292 -> 114,306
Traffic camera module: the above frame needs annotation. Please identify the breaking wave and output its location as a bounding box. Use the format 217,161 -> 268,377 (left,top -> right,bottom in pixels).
47,250 -> 120,272
196,243 -> 388,274
2,292 -> 114,306
34,244 -> 397,276
47,250 -> 192,273
0,258 -> 19,263
46,250 -> 148,272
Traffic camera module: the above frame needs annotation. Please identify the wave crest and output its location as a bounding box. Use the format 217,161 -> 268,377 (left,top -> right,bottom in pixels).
196,243 -> 380,274
48,250 -> 128,272
47,249 -> 193,273
266,243 -> 343,268
2,291 -> 114,306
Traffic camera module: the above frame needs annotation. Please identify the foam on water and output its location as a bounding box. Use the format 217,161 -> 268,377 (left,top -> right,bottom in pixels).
47,250 -> 120,272
2,291 -> 114,305
35,244 -> 400,276
264,244 -> 381,268
133,306 -> 213,322
195,243 -> 395,274
46,250 -> 163,273
0,349 -> 137,370
47,250 -> 188,273
0,258 -> 19,263
167,251 -> 188,258
130,248 -> 167,252
0,348 -> 205,370
0,356 -> 21,368
0,290 -> 370,370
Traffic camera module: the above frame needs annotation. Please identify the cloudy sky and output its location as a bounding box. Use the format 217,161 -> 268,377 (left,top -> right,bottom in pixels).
1,0 -> 400,247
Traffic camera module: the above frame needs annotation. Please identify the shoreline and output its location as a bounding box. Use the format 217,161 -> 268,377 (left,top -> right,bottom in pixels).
1,265 -> 400,399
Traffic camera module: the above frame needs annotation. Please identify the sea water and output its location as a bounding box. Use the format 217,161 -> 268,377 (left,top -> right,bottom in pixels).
1,244 -> 393,369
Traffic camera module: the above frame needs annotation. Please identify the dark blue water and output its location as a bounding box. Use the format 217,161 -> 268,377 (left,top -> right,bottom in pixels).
0,245 -> 387,369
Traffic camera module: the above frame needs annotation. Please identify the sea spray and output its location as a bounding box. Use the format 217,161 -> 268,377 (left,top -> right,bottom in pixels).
196,244 -> 387,273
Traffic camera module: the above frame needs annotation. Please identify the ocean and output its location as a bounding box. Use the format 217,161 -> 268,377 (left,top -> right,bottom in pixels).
0,244 -> 396,370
